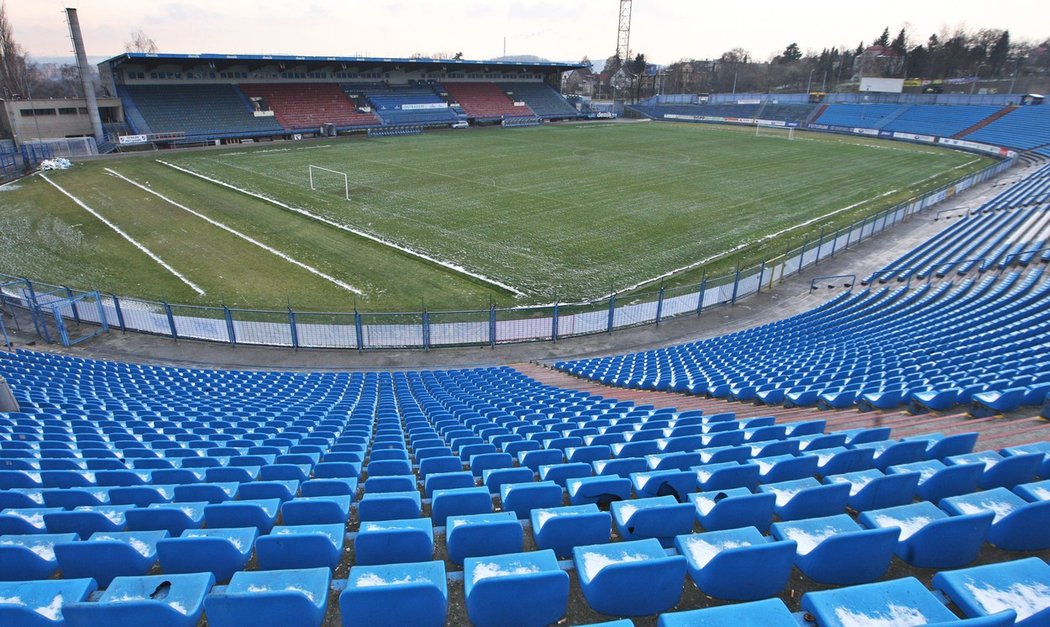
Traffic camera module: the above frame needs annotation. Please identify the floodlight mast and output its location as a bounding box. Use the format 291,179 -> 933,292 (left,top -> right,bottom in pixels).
617,0 -> 633,67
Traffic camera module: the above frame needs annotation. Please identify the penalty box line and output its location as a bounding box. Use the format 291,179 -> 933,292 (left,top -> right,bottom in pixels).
39,173 -> 206,297
156,159 -> 528,298
104,169 -> 364,297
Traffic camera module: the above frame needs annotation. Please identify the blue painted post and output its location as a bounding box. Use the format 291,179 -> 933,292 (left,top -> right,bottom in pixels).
844,221 -> 853,249
696,275 -> 707,316
814,228 -> 825,265
65,287 -> 81,325
551,303 -> 559,342
0,317 -> 9,348
489,304 -> 497,348
111,294 -> 126,334
163,301 -> 178,340
798,237 -> 809,275
655,283 -> 665,326
830,228 -> 839,257
288,308 -> 299,351
607,294 -> 616,333
354,310 -> 364,351
730,265 -> 741,305
223,306 -> 236,346
422,308 -> 430,352
52,306 -> 70,347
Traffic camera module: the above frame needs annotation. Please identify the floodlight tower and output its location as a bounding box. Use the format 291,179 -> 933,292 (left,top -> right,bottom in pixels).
616,0 -> 632,67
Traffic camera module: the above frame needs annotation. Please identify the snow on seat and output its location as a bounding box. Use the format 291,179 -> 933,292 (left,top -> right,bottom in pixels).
573,538 -> 687,616
947,451 -> 1042,490
445,511 -> 522,565
156,527 -> 257,583
758,477 -> 850,521
0,577 -> 97,626
689,487 -> 775,533
887,459 -> 984,503
813,447 -> 876,477
771,513 -> 899,585
859,500 -> 994,568
802,576 -> 1015,627
694,461 -> 760,492
675,526 -> 795,601
656,598 -> 797,626
823,468 -> 921,512
354,517 -> 434,565
54,529 -> 167,587
934,557 -> 1050,626
630,469 -> 696,501
204,567 -> 330,627
753,454 -> 820,483
566,474 -> 631,507
0,532 -> 78,581
530,504 -> 611,558
62,572 -> 214,627
340,560 -> 447,627
850,439 -> 929,471
941,487 -> 1050,551
610,495 -> 695,546
255,523 -> 345,570
43,505 -> 134,539
463,549 -> 569,627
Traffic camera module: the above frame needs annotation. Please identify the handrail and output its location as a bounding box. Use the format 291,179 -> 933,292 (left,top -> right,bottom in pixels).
935,206 -> 972,221
809,274 -> 857,291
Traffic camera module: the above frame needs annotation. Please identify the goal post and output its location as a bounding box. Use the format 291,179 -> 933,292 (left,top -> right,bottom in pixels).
754,124 -> 795,140
308,165 -> 350,201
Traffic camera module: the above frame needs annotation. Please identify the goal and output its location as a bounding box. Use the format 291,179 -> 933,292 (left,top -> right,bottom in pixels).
755,124 -> 795,140
308,165 -> 350,200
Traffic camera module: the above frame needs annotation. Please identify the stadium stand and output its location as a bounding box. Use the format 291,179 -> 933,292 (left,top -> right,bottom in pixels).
882,104 -> 1003,137
812,103 -> 905,129
496,82 -> 579,118
238,83 -> 380,130
347,82 -> 460,126
965,104 -> 1050,150
444,82 -> 535,120
117,84 -> 284,139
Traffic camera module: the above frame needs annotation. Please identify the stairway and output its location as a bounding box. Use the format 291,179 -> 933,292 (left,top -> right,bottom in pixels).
804,103 -> 828,127
953,104 -> 1017,138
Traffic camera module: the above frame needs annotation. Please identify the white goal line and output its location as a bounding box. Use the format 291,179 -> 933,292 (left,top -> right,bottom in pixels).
308,165 -> 350,200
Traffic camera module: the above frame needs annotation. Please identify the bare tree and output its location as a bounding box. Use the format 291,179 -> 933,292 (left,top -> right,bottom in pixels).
0,1 -> 30,98
124,29 -> 158,54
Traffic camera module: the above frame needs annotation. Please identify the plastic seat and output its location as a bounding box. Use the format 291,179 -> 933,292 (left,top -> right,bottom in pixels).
0,577 -> 97,626
364,475 -> 415,494
538,462 -> 591,487
418,455 -> 462,480
888,460 -> 984,503
464,549 -> 569,627
753,454 -> 819,483
205,567 -> 330,627
631,469 -> 695,501
814,446 -> 876,476
851,439 -> 929,471
281,495 -> 351,525
0,532 -> 78,581
354,517 -> 433,565
256,523 -> 344,570
424,471 -> 476,498
823,469 -> 921,511
499,480 -> 563,519
300,478 -> 357,497
125,501 -> 206,536
530,504 -> 611,558
62,572 -> 214,627
970,387 -> 1027,417
358,490 -> 422,522
859,500 -> 993,568
759,477 -> 850,521
771,514 -> 899,585
341,560 -> 447,627
172,481 -> 239,504
657,598 -> 797,626
566,475 -> 631,506
203,498 -> 281,533
237,479 -> 299,502
695,461 -> 760,491
593,457 -> 648,478
573,538 -> 687,616
910,432 -> 980,460
934,557 -> 1050,625
947,451 -> 1042,489
446,511 -> 523,564
156,527 -> 257,583
54,529 -> 167,587
675,526 -> 796,601
941,487 -> 1050,551
431,487 -> 492,526
690,487 -> 776,533
1015,479 -> 1050,503
43,504 -> 134,539
610,495 -> 694,546
802,576 -> 1015,627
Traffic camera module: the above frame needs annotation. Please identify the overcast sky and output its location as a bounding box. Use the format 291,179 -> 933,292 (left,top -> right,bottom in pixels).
9,0 -> 1050,65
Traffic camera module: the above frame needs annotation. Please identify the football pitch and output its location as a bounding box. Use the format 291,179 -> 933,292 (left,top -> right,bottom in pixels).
0,122 -> 992,312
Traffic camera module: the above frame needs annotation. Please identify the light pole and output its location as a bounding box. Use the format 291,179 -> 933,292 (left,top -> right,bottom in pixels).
806,68 -> 815,94
970,63 -> 985,95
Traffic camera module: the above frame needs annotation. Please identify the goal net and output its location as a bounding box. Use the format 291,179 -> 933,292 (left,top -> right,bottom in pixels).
754,125 -> 795,140
308,165 -> 350,200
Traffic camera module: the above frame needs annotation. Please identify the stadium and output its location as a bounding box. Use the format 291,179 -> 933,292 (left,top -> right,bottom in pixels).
2,2 -> 1050,625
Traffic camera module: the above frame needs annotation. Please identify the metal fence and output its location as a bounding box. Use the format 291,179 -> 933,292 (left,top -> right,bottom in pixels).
0,156 -> 1016,350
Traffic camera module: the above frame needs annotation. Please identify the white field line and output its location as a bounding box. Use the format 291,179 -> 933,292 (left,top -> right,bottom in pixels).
39,174 -> 206,296
104,168 -> 364,296
578,156 -> 985,302
156,159 -> 528,297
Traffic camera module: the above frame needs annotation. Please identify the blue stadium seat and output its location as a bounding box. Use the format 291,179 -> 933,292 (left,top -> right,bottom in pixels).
43,504 -> 134,538
255,523 -> 344,570
125,501 -> 206,536
0,532 -> 78,581
445,511 -> 522,564
463,549 -> 569,627
54,529 -> 167,587
500,480 -> 563,520
859,501 -> 993,568
62,572 -> 214,627
203,498 -> 281,533
941,487 -> 1050,551
656,598 -> 798,626
823,468 -> 921,511
573,538 -> 687,616
156,527 -> 257,583
431,487 -> 492,526
759,477 -> 850,521
675,526 -> 796,601
947,451 -> 1042,489
887,459 -> 984,502
934,557 -> 1050,626
204,567 -> 330,627
280,495 -> 351,525
771,514 -> 899,585
0,578 -> 97,626
610,495 -> 694,546
566,475 -> 631,506
340,561 -> 447,627
530,504 -> 611,558
357,490 -> 422,522
354,517 -> 434,565
690,487 -> 776,532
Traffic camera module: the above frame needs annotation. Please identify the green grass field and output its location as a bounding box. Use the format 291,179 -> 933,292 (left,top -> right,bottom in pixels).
0,122 -> 991,312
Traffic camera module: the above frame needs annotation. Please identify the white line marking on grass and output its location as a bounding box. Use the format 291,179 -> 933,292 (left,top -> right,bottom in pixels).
156,159 -> 527,297
104,168 -> 364,296
39,174 -> 206,296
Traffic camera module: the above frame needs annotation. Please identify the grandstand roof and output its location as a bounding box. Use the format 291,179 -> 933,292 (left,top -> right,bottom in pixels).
101,52 -> 586,73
